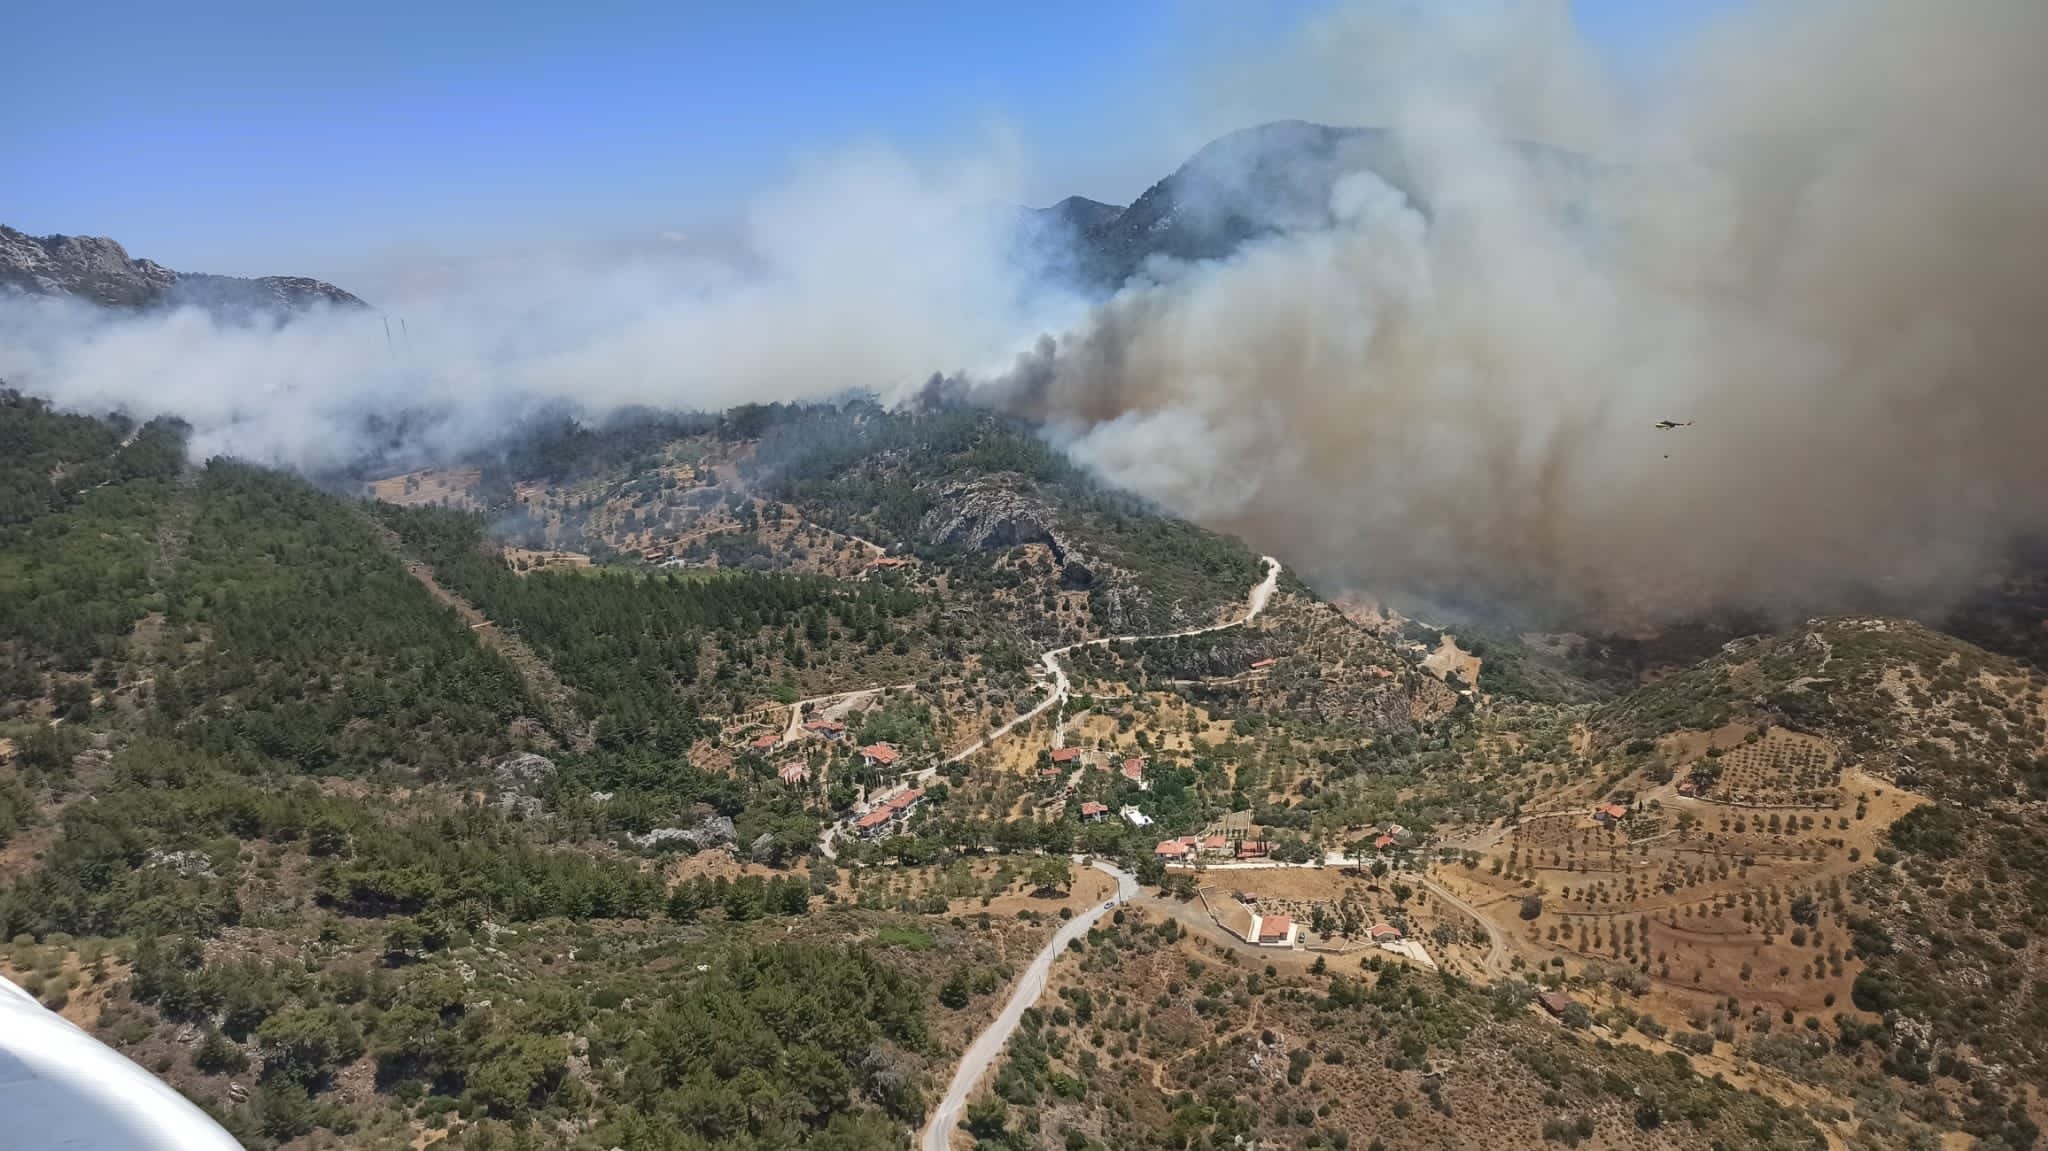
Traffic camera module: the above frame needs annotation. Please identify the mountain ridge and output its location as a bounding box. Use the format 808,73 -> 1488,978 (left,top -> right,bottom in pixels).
0,224 -> 365,315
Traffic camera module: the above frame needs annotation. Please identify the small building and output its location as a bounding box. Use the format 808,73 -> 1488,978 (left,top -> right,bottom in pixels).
1676,778 -> 1698,797
1121,758 -> 1147,784
1037,765 -> 1065,782
1236,840 -> 1271,860
1201,835 -> 1232,858
1050,747 -> 1083,765
861,743 -> 900,768
1538,991 -> 1574,1018
1079,801 -> 1109,823
749,733 -> 779,753
1256,915 -> 1296,946
778,761 -> 811,786
1373,834 -> 1397,851
1595,803 -> 1629,824
854,788 -> 923,838
1368,923 -> 1403,941
1155,838 -> 1193,860
1120,806 -> 1153,828
803,718 -> 847,740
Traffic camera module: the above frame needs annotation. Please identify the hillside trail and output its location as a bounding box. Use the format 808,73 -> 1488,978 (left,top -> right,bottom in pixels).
920,860 -> 1137,1151
366,520 -> 594,752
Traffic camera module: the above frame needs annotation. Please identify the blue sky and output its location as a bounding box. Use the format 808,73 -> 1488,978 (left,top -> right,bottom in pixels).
4,0 -> 1732,282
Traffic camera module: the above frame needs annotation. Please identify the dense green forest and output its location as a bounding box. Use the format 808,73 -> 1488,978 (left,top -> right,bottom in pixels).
156,462 -> 536,778
376,503 -> 930,749
0,392 -> 187,711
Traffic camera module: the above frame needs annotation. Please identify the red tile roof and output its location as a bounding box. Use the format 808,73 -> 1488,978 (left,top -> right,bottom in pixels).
1369,923 -> 1403,940
749,733 -> 778,750
1258,915 -> 1293,941
1050,747 -> 1082,763
1121,758 -> 1146,779
778,761 -> 810,785
1236,840 -> 1270,858
1600,803 -> 1629,820
861,743 -> 899,765
803,718 -> 846,734
855,787 -> 923,830
1202,835 -> 1229,850
1080,801 -> 1108,816
1374,834 -> 1396,850
1155,839 -> 1190,857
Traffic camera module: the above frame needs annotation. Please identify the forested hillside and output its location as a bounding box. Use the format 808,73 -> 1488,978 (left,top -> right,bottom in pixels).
9,391 -> 2043,1151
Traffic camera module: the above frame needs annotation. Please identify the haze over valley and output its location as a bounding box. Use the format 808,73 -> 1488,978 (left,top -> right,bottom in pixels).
5,4 -> 2048,1150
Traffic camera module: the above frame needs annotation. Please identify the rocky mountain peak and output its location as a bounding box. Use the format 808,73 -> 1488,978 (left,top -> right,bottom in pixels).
0,223 -> 366,315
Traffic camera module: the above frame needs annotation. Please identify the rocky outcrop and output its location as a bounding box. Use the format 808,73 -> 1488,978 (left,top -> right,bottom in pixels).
627,814 -> 736,851
1,224 -> 365,315
492,752 -> 556,818
1,227 -> 176,307
919,477 -> 1097,587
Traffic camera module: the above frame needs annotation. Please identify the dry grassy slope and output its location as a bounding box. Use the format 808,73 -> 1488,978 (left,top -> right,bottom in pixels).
988,905 -> 1827,1151
1592,617 -> 2048,777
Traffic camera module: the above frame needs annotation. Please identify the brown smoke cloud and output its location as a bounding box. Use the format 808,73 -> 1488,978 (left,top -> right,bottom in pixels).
976,0 -> 2048,624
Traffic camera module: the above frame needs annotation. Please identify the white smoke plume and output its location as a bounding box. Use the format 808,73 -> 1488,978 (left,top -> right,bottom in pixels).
0,137 -> 1081,473
7,0 -> 2047,628
977,0 -> 2048,623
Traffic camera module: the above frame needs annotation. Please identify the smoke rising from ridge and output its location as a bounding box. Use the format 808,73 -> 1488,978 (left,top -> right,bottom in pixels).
6,1 -> 2047,627
974,0 -> 2048,623
0,138 -> 1082,473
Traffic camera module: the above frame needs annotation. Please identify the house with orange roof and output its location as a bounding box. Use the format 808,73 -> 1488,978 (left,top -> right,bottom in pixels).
778,761 -> 810,786
861,743 -> 900,768
1050,747 -> 1083,765
1079,801 -> 1109,823
853,788 -> 923,837
748,733 -> 779,752
1256,915 -> 1296,946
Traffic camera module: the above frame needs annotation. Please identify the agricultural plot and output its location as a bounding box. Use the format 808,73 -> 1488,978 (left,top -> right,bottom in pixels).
1690,727 -> 1841,806
1437,766 -> 1924,1026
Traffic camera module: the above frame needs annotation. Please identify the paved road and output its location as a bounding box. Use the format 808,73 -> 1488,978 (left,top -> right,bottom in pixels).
920,860 -> 1137,1151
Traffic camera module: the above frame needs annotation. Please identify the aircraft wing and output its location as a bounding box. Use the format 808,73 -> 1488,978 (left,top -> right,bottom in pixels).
0,974 -> 242,1150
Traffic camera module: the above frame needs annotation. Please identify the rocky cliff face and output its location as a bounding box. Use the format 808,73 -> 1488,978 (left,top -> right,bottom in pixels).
919,477 -> 1097,588
0,224 -> 365,315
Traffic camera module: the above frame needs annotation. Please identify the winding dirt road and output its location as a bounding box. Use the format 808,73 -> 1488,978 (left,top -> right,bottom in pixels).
1418,871 -> 1511,978
920,860 -> 1137,1151
940,556 -> 1282,769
